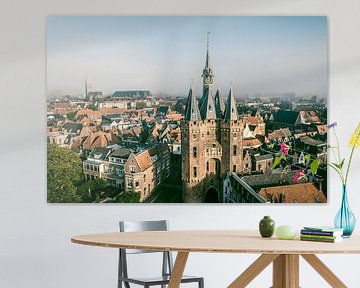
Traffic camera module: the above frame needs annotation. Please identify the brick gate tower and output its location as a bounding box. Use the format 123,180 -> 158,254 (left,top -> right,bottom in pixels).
181,33 -> 244,203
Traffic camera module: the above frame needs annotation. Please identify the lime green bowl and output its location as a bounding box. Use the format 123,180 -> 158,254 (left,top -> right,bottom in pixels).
275,225 -> 297,240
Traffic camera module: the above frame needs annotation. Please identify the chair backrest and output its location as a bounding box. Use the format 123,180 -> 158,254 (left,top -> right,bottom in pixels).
119,220 -> 169,254
118,220 -> 173,283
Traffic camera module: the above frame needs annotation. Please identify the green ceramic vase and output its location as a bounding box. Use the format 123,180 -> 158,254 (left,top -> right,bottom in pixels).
259,216 -> 275,238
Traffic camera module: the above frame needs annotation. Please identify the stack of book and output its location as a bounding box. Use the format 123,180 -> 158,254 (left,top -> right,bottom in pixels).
300,226 -> 344,243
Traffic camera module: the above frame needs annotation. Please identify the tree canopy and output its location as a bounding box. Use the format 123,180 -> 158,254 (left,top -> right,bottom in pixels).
47,144 -> 82,203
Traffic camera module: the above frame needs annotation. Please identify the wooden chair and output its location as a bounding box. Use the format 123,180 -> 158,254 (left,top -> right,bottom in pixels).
118,220 -> 204,288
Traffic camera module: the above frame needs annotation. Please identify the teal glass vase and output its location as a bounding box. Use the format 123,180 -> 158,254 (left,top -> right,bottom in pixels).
334,185 -> 356,237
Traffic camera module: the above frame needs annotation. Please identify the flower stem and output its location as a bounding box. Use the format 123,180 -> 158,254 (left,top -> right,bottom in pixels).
345,145 -> 356,186
333,128 -> 342,163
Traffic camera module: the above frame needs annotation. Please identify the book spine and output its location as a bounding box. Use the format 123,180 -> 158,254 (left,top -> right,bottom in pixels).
300,234 -> 337,240
300,237 -> 337,243
300,230 -> 336,237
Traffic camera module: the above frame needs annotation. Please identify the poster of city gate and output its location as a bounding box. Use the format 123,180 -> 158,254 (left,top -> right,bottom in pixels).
47,16 -> 328,203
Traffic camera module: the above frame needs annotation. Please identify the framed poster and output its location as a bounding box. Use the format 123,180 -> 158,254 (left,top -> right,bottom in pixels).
47,16 -> 328,203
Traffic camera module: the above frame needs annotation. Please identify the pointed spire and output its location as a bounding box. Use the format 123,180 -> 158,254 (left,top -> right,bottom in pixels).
184,85 -> 201,122
199,89 -> 216,120
205,32 -> 210,69
224,86 -> 239,121
214,88 -> 225,118
202,32 -> 214,101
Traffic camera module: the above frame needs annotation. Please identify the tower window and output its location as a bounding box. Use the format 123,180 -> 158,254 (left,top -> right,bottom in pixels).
193,147 -> 197,158
233,165 -> 236,172
206,161 -> 209,172
233,145 -> 237,156
193,167 -> 197,178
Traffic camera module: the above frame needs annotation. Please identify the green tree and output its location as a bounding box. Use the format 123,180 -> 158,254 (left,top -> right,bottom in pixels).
116,191 -> 140,203
88,103 -> 98,111
66,111 -> 76,121
77,178 -> 109,203
47,144 -> 82,203
136,102 -> 146,110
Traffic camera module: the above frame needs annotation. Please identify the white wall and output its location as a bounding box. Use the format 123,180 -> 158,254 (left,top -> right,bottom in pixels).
1,0 -> 360,287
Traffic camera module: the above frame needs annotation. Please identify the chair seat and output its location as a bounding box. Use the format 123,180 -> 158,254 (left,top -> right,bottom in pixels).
119,274 -> 203,286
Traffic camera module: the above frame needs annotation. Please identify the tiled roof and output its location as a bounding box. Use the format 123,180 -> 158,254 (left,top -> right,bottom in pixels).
112,90 -> 152,98
301,136 -> 326,147
63,122 -> 83,134
316,124 -> 328,135
244,116 -> 264,125
134,144 -> 169,171
99,108 -> 128,115
80,131 -> 117,150
300,110 -> 320,123
109,147 -> 133,159
259,182 -> 326,203
268,128 -> 292,139
273,110 -> 300,125
88,147 -> 113,160
243,137 -> 263,147
75,109 -> 101,119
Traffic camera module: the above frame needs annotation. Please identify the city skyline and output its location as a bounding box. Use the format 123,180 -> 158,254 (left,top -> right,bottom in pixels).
47,16 -> 328,98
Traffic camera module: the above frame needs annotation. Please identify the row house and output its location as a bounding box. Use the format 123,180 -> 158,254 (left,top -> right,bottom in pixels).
83,147 -> 134,189
241,150 -> 273,175
123,144 -> 170,202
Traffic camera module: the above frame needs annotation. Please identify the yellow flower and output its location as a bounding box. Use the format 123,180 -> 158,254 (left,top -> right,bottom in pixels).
349,122 -> 360,147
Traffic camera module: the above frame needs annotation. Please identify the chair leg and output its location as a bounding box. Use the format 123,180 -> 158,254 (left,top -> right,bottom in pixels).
199,278 -> 204,288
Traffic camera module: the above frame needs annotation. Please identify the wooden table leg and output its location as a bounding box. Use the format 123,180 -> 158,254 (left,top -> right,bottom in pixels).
168,252 -> 189,288
228,254 -> 279,288
301,254 -> 347,288
272,254 -> 299,288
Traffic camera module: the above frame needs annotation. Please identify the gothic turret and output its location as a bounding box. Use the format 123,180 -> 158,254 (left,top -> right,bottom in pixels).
224,86 -> 239,120
199,89 -> 217,120
214,88 -> 225,118
184,86 -> 201,122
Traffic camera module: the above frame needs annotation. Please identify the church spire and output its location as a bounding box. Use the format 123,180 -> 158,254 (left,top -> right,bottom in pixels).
201,32 -> 214,101
224,86 -> 239,121
184,84 -> 201,122
214,88 -> 225,118
205,32 -> 210,69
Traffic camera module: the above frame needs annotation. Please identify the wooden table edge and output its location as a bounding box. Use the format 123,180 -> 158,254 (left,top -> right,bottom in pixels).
71,236 -> 360,254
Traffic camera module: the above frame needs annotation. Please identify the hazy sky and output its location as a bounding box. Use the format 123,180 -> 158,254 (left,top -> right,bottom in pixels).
47,16 -> 328,98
